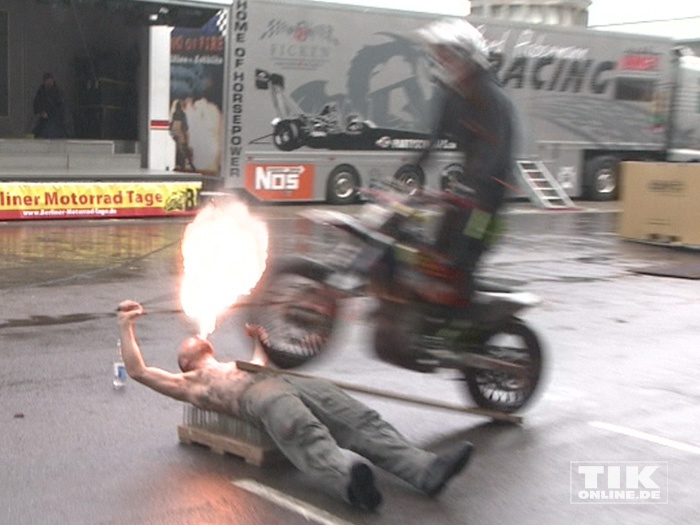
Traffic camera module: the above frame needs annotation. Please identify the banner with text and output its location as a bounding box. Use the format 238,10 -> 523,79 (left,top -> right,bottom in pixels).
0,181 -> 202,221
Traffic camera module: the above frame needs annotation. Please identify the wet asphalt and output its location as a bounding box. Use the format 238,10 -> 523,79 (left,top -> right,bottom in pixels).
1,200 -> 699,525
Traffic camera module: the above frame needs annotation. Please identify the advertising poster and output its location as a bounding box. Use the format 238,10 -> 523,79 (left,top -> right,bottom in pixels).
170,11 -> 226,176
0,181 -> 202,221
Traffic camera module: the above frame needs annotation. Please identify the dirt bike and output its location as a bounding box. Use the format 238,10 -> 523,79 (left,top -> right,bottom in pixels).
246,184 -> 545,413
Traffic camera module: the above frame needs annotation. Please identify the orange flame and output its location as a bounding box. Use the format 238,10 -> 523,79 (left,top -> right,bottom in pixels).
180,199 -> 268,338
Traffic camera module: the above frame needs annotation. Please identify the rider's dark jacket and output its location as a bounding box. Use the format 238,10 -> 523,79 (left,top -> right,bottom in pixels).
416,71 -> 519,292
419,71 -> 518,214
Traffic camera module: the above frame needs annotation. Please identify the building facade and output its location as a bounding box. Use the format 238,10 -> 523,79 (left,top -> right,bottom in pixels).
470,0 -> 591,27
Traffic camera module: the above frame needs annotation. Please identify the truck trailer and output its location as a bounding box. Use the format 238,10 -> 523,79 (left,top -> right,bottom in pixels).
479,18 -> 700,202
214,0 -> 700,204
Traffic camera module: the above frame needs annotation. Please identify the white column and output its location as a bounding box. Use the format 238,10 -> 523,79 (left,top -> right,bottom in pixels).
147,25 -> 176,170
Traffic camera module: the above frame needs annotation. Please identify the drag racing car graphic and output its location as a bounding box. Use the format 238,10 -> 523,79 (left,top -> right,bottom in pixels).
255,69 -> 456,153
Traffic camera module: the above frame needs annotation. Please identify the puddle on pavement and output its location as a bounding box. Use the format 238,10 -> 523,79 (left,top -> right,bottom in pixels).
0,215 -> 337,291
2,209 -> 697,292
0,220 -> 187,290
0,313 -> 103,328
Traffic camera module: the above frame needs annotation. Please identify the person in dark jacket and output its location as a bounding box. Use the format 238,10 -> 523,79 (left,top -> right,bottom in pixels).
32,72 -> 67,138
414,18 -> 519,296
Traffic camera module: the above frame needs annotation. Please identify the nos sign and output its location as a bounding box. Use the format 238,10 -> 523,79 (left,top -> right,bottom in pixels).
245,164 -> 314,200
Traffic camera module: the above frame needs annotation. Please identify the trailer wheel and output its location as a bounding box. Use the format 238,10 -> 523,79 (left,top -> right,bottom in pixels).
394,164 -> 424,194
326,164 -> 360,205
440,163 -> 468,190
584,156 -> 619,201
273,119 -> 302,151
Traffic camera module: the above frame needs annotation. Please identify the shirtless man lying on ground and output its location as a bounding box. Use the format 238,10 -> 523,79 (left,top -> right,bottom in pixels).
117,299 -> 473,511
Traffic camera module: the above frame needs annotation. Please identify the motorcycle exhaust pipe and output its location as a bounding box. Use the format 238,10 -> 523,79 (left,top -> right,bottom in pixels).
425,349 -> 529,373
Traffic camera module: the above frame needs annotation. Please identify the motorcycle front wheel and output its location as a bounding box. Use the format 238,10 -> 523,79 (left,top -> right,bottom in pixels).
462,318 -> 543,413
248,257 -> 339,369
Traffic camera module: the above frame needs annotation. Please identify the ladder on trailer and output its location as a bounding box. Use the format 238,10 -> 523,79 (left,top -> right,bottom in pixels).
516,160 -> 577,209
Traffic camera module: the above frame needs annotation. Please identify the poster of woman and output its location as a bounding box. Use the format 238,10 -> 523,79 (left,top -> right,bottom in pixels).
169,12 -> 226,175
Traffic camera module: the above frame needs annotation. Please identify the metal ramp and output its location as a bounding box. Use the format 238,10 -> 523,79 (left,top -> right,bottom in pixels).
516,160 -> 577,209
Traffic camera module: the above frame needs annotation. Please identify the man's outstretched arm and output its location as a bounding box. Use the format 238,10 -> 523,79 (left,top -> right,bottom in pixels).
117,300 -> 192,402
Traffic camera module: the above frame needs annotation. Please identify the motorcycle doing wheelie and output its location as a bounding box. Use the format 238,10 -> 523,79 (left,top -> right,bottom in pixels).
247,184 -> 545,413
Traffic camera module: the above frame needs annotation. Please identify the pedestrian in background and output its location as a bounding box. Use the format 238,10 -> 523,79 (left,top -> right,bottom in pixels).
32,72 -> 68,138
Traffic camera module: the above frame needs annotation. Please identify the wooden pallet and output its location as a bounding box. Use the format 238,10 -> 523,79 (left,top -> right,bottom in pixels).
178,405 -> 287,467
177,424 -> 286,467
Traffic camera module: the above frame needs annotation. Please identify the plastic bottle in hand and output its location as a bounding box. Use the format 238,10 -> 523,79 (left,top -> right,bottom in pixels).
113,340 -> 127,390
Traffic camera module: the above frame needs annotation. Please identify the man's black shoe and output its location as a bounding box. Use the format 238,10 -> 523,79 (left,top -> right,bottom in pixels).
421,441 -> 474,497
347,463 -> 383,511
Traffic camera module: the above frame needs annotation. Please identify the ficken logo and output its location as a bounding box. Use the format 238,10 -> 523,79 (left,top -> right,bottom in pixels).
570,461 -> 668,504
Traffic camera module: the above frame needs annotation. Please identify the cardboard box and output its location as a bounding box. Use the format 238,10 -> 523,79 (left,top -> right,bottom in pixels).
618,162 -> 700,247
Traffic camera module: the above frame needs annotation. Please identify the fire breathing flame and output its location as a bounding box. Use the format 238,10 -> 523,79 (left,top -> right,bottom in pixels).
180,200 -> 268,338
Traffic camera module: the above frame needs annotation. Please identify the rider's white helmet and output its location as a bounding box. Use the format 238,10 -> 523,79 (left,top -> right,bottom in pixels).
417,18 -> 490,71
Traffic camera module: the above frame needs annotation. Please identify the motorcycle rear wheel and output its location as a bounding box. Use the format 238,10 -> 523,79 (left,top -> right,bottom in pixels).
463,318 -> 543,413
248,258 -> 338,369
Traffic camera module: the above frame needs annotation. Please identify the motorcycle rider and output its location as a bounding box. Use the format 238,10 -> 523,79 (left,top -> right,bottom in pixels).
372,19 -> 519,370
370,18 -> 516,304
413,18 -> 519,298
